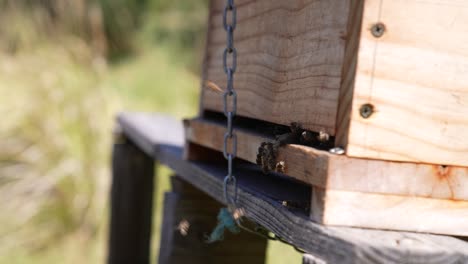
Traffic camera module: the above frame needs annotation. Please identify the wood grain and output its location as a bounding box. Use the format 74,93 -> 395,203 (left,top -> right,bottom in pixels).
345,0 -> 468,166
185,118 -> 468,201
202,0 -> 352,135
313,188 -> 468,236
202,0 -> 468,167
117,112 -> 468,263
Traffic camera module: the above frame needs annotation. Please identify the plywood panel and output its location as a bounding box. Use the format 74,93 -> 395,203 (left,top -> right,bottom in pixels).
313,188 -> 468,236
202,0 -> 353,135
346,0 -> 468,166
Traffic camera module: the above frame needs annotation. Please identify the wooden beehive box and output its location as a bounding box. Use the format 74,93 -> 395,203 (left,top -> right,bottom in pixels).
185,0 -> 468,236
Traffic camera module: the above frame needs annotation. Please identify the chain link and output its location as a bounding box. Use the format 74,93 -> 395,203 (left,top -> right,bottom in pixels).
222,0 -> 238,207
223,48 -> 237,74
223,1 -> 236,31
219,4 -> 308,252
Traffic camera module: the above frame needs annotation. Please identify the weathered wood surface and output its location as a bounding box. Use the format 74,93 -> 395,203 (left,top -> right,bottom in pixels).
108,136 -> 155,264
117,112 -> 468,264
158,176 -> 268,264
185,118 -> 468,201
202,0 -> 353,135
344,0 -> 468,167
312,188 -> 468,236
115,112 -> 185,158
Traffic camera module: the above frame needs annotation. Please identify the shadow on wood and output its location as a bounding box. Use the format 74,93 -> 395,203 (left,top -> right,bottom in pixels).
108,137 -> 155,264
115,112 -> 468,264
158,176 -> 268,264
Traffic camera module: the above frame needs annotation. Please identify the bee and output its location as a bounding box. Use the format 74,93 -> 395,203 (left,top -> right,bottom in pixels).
256,122 -> 302,174
256,142 -> 277,174
176,219 -> 190,236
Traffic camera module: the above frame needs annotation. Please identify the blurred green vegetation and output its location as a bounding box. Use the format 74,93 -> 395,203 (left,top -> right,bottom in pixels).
0,0 -> 300,263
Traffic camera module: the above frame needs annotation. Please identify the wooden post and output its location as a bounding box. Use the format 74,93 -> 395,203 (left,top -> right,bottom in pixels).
108,135 -> 155,264
158,176 -> 268,264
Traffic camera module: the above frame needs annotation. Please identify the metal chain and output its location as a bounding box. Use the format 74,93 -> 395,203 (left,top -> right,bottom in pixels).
219,3 -> 307,254
222,0 -> 238,207
220,4 -> 307,254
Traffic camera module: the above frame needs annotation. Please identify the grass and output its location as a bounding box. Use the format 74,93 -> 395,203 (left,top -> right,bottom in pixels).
0,1 -> 301,263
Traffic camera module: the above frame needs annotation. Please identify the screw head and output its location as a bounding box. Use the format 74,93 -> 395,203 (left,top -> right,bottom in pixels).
360,104 -> 374,119
329,147 -> 345,155
371,22 -> 386,38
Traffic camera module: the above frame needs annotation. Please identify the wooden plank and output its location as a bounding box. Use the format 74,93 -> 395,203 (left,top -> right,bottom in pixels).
157,191 -> 177,264
117,112 -> 468,264
312,188 -> 468,236
185,118 -> 468,201
345,0 -> 468,166
158,176 -> 268,264
159,148 -> 468,264
108,134 -> 155,264
116,112 -> 184,157
202,0 -> 354,135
